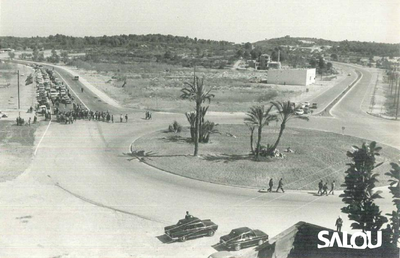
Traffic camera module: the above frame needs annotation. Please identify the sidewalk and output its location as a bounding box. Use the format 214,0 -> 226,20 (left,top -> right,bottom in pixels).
366,69 -> 398,120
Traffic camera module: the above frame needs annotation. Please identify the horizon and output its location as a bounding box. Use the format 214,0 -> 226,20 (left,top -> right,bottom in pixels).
1,33 -> 399,45
1,0 -> 399,44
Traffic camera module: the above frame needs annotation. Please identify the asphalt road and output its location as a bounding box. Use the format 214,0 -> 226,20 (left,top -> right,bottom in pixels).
0,62 -> 399,258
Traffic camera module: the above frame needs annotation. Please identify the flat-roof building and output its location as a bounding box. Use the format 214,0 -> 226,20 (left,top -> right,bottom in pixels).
267,68 -> 316,86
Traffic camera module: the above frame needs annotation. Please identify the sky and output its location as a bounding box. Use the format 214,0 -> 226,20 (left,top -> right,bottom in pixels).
1,0 -> 399,44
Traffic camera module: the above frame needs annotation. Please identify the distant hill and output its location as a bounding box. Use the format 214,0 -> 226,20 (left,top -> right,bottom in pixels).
254,36 -> 400,57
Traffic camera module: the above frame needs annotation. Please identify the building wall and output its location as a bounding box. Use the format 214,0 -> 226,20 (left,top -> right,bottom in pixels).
267,68 -> 316,86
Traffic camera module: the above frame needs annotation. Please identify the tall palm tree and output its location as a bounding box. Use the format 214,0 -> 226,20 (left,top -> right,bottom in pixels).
181,75 -> 214,156
270,101 -> 309,152
245,123 -> 256,155
244,105 -> 274,159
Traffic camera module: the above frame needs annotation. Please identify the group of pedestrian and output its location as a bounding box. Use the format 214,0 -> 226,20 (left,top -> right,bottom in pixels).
119,114 -> 128,123
267,178 -> 285,193
318,180 -> 335,196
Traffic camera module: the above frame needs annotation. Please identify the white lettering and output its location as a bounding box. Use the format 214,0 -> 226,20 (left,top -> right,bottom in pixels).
317,230 -> 330,249
329,232 -> 343,248
342,232 -> 352,248
350,232 -> 368,249
367,231 -> 382,249
317,230 -> 382,249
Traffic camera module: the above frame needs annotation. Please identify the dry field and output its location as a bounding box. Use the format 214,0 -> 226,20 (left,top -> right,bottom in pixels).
67,60 -> 345,112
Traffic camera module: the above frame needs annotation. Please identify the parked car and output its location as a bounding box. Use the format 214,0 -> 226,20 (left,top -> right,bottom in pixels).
164,216 -> 218,242
295,109 -> 304,115
311,103 -> 318,109
220,227 -> 268,251
303,101 -> 310,107
208,251 -> 237,258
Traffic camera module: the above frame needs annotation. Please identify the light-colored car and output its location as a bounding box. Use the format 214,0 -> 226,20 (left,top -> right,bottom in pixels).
295,109 -> 304,115
208,251 -> 237,258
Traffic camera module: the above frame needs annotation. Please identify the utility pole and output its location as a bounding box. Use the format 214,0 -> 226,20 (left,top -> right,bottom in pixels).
17,70 -> 20,117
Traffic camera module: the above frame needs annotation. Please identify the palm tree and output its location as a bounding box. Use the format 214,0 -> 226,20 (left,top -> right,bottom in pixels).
181,75 -> 214,156
244,105 -> 274,159
245,123 -> 256,155
270,101 -> 309,152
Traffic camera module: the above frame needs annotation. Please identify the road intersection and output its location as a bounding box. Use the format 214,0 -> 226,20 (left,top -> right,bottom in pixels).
0,62 -> 398,258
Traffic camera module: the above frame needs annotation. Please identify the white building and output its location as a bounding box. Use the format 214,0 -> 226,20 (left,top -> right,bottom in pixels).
267,68 -> 316,86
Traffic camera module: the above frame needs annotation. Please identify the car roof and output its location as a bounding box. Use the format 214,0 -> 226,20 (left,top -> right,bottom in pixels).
231,227 -> 251,235
177,217 -> 200,225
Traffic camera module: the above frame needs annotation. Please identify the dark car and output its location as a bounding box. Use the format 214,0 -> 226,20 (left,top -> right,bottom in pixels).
220,227 -> 268,251
164,216 -> 218,242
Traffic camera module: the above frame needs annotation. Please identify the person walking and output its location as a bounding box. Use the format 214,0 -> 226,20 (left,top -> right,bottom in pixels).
267,178 -> 273,192
317,180 -> 323,195
120,114 -> 123,123
125,114 -> 128,123
335,216 -> 343,232
28,117 -> 31,126
322,182 -> 328,196
276,178 -> 285,193
329,180 -> 336,195
111,115 -> 114,123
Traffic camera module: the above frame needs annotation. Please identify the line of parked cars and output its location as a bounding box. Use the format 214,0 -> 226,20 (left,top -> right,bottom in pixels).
32,65 -> 74,114
164,215 -> 269,254
294,101 -> 318,115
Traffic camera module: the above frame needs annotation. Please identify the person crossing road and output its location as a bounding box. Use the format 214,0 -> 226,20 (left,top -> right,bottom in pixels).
276,178 -> 284,193
267,179 -> 273,192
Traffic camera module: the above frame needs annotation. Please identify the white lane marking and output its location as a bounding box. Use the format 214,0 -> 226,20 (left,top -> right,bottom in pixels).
54,70 -> 90,111
34,120 -> 52,156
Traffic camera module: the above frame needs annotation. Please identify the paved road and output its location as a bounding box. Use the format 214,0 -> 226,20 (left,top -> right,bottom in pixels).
0,62 -> 399,258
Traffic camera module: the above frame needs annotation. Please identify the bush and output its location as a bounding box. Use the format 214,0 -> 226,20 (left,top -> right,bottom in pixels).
168,121 -> 182,133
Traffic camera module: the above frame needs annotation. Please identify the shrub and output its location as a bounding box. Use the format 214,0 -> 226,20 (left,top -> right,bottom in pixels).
168,121 -> 182,133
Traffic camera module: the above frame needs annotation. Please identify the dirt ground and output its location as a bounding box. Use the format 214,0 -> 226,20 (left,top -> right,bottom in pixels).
0,62 -> 35,113
0,62 -> 39,182
62,63 -> 347,112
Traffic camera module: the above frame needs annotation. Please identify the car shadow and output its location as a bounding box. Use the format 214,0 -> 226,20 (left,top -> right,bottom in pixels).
156,234 -> 174,244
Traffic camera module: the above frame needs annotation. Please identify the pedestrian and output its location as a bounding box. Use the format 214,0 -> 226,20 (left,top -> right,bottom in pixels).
28,117 -> 31,125
185,211 -> 193,219
276,178 -> 285,193
120,114 -> 123,123
335,216 -> 343,232
125,114 -> 128,122
111,115 -> 114,123
318,180 -> 323,195
329,180 -> 336,195
33,115 -> 37,124
267,178 -> 273,192
322,182 -> 328,196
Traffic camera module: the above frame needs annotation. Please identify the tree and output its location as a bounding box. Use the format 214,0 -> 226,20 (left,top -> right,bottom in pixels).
61,51 -> 69,63
331,53 -> 338,61
244,105 -> 274,160
8,51 -> 15,60
270,101 -> 309,152
340,142 -> 388,237
245,123 -> 256,155
180,74 -> 215,156
327,62 -> 333,71
385,162 -> 400,246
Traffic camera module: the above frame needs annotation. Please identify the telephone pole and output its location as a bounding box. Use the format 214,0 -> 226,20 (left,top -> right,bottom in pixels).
17,70 -> 20,117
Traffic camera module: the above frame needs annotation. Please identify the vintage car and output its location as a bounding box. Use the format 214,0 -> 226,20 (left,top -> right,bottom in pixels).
164,216 -> 218,242
219,227 -> 268,251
